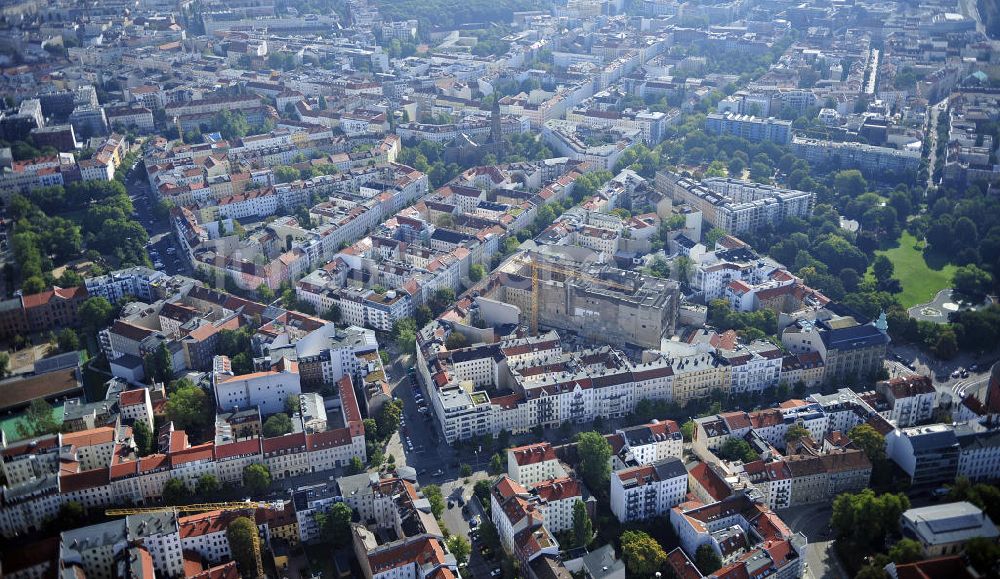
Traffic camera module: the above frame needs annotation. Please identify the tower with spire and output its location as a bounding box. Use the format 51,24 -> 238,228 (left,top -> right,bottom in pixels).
490,95 -> 503,160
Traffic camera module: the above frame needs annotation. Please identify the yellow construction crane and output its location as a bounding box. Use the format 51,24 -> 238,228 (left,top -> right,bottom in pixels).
524,254 -> 634,335
105,500 -> 284,516
105,501 -> 283,578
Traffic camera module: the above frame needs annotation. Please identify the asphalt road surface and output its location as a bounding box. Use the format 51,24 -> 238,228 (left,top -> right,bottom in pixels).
779,504 -> 841,579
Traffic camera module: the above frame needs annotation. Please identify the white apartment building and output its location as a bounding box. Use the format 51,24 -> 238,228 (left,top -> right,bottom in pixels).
117,388 -> 154,430
610,458 -> 687,523
530,477 -> 582,533
876,376 -> 937,428
616,421 -> 684,465
507,443 -> 567,487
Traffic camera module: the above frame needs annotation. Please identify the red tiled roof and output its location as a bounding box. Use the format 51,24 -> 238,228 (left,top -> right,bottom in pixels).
666,547 -> 702,579
510,443 -> 557,466
894,556 -> 979,579
62,426 -> 116,448
60,467 -> 110,492
367,536 -> 446,573
119,388 -> 147,406
532,477 -> 581,502
878,375 -> 935,398
171,443 -> 214,466
214,438 -> 262,460
337,375 -> 363,434
110,459 -> 138,480
688,462 -> 732,501
720,411 -> 751,431
179,511 -> 238,539
749,408 -> 783,428
20,285 -> 87,309
262,432 -> 306,454
138,453 -> 170,473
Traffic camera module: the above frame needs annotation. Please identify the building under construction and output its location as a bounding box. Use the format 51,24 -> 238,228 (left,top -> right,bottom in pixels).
483,249 -> 680,349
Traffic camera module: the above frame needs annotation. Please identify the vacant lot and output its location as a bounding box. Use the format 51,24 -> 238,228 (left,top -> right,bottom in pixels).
875,231 -> 956,308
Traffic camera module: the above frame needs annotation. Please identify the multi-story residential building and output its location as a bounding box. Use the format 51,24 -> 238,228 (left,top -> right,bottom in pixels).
718,341 -> 784,394
782,449 -> 872,507
542,119 -> 642,171
669,494 -> 807,577
84,267 -> 166,304
105,105 -> 155,133
118,388 -> 154,430
567,104 -> 671,145
59,520 -> 128,579
690,246 -> 785,301
954,420 -> 1000,483
610,457 -> 687,522
507,443 -> 567,487
615,420 -> 684,465
0,154 -> 74,202
656,171 -> 813,235
790,136 -> 921,178
705,112 -> 792,144
354,533 -> 456,579
0,372 -> 365,538
876,376 -> 938,427
30,124 -> 78,151
490,476 -> 563,573
530,477 -> 584,533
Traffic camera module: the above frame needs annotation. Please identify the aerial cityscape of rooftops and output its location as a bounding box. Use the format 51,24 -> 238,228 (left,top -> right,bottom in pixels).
0,0 -> 999,577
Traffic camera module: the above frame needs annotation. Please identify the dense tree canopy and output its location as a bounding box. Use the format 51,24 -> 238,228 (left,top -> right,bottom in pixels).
831,489 -> 910,548
243,463 -> 272,495
575,431 -> 612,494
263,413 -> 293,437
165,382 -> 213,439
227,516 -> 262,578
620,530 -> 667,576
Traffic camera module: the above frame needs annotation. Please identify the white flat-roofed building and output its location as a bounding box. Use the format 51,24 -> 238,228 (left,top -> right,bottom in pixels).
212,356 -> 301,416
901,502 -> 999,558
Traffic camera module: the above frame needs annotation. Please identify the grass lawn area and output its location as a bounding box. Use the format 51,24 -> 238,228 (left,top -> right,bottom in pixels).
874,231 -> 956,308
0,404 -> 64,442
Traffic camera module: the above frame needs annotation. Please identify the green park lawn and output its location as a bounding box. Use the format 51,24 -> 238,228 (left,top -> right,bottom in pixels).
874,231 -> 956,308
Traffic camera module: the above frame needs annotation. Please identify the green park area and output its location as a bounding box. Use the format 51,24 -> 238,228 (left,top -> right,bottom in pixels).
874,231 -> 956,308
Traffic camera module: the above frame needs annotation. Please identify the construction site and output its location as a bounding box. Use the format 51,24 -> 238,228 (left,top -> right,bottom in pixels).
481,249 -> 681,350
